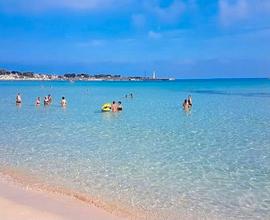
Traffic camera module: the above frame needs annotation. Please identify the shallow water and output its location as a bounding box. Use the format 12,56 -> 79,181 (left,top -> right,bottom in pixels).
0,79 -> 270,219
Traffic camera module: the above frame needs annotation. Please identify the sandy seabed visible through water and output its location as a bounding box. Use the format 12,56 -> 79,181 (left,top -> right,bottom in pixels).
0,166 -> 220,220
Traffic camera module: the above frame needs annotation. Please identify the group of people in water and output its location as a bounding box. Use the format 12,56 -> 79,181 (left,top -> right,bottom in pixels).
101,93 -> 132,112
16,93 -> 67,107
102,101 -> 123,112
125,93 -> 133,99
35,94 -> 53,106
16,92 -> 192,112
182,95 -> 192,111
111,101 -> 123,112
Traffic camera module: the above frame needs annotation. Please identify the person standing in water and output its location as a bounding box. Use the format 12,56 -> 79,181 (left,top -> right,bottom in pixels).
61,97 -> 67,107
44,96 -> 49,105
16,93 -> 22,105
182,99 -> 190,112
111,101 -> 118,112
117,101 -> 123,111
48,94 -> 52,104
36,97 -> 41,106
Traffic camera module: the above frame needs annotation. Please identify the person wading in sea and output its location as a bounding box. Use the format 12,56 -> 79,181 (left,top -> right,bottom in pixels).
16,93 -> 22,105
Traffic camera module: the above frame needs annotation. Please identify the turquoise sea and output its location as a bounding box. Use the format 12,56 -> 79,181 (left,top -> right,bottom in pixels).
0,79 -> 270,219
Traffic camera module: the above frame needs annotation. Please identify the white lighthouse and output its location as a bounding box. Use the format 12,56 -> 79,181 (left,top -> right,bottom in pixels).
152,70 -> 156,79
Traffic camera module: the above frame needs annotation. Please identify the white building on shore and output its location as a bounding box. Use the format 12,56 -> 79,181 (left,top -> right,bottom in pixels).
152,71 -> 156,79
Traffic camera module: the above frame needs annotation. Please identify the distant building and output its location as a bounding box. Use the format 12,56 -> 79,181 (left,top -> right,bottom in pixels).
152,71 -> 156,79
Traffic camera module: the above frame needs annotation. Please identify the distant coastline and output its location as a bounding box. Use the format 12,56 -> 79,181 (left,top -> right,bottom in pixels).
0,69 -> 175,81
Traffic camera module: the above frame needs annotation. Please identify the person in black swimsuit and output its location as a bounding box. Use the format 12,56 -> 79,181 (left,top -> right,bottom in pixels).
117,101 -> 123,111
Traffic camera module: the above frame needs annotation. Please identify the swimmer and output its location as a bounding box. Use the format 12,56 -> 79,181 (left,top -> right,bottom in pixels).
48,94 -> 52,104
61,96 -> 67,107
182,99 -> 190,111
16,93 -> 22,104
111,101 -> 118,112
188,95 -> 192,107
130,93 -> 133,98
44,96 -> 49,105
117,101 -> 123,111
36,97 -> 41,105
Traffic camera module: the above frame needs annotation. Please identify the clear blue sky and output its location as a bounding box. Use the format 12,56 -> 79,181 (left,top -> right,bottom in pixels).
0,0 -> 269,78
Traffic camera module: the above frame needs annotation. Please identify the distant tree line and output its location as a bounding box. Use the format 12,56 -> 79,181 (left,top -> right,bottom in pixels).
0,69 -> 122,79
0,69 -> 35,77
63,73 -> 121,78
0,68 -> 148,80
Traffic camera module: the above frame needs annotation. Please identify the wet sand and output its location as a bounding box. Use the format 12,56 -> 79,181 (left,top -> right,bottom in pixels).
0,179 -> 126,220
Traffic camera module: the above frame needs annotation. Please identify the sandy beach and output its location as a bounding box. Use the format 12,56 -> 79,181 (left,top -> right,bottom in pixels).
0,178 -> 126,220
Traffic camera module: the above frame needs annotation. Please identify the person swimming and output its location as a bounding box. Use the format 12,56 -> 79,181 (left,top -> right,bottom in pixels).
61,97 -> 67,107
117,101 -> 123,111
16,93 -> 22,104
48,94 -> 52,104
125,93 -> 133,99
44,96 -> 49,105
111,101 -> 118,112
36,97 -> 41,105
182,99 -> 190,111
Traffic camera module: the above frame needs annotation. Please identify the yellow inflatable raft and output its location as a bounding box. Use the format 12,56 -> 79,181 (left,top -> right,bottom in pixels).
101,103 -> 111,112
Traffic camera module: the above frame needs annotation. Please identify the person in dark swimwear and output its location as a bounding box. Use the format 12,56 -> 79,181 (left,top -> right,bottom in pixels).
36,97 -> 41,105
16,93 -> 22,104
182,99 -> 190,111
48,94 -> 52,104
44,96 -> 49,105
117,101 -> 123,111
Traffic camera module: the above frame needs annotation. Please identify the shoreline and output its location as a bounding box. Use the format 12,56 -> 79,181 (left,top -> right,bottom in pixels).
0,169 -> 134,220
0,78 -> 172,82
0,70 -> 174,81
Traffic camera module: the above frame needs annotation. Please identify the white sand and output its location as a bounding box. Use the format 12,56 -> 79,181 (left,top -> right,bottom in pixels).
0,180 -> 126,220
